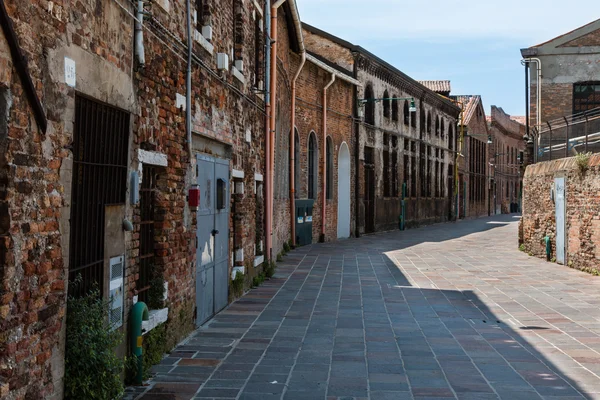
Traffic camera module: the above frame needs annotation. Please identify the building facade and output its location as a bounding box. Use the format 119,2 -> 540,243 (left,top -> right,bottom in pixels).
303,24 -> 461,234
452,95 -> 490,219
521,18 -> 600,162
488,106 -> 526,215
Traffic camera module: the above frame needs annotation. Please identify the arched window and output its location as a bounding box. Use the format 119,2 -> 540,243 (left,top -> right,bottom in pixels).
364,85 -> 375,125
294,128 -> 300,199
326,137 -> 333,199
427,111 -> 432,134
383,90 -> 390,118
392,95 -> 399,121
441,119 -> 445,138
449,124 -> 454,150
308,132 -> 318,199
435,116 -> 439,137
403,100 -> 409,125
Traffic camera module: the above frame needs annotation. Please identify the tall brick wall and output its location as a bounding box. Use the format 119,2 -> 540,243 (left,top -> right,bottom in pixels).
489,106 -> 525,214
522,154 -> 600,274
294,59 -> 355,242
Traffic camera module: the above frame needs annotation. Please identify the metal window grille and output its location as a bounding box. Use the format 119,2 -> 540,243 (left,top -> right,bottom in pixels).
138,165 -> 157,304
573,82 -> 600,114
69,95 -> 129,297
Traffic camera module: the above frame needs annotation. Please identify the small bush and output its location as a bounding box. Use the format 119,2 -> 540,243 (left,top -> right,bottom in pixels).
283,241 -> 291,253
276,252 -> 283,262
519,244 -> 526,252
252,273 -> 265,287
231,271 -> 245,298
65,285 -> 124,400
265,260 -> 276,279
575,151 -> 592,174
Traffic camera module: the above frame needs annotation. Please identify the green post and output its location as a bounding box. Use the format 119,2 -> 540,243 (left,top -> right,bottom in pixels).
130,301 -> 149,384
544,236 -> 551,261
399,182 -> 406,231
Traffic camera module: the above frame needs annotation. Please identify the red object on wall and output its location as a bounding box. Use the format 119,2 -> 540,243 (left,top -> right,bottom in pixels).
188,185 -> 200,210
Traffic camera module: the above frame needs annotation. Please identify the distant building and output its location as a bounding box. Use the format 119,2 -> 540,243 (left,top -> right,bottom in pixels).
304,23 -> 461,233
521,18 -> 600,162
488,107 -> 526,214
452,95 -> 490,219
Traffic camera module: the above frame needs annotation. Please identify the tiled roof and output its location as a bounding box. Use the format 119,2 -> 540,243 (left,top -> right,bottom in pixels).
452,95 -> 481,126
418,80 -> 451,94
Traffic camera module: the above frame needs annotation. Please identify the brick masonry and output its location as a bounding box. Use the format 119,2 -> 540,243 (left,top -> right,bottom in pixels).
521,153 -> 600,274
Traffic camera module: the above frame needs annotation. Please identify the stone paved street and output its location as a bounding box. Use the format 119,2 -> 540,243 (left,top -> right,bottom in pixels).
126,215 -> 600,399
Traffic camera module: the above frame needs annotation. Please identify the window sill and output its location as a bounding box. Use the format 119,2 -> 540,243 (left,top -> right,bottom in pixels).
141,307 -> 169,334
194,30 -> 214,55
254,255 -> 264,267
232,67 -> 245,85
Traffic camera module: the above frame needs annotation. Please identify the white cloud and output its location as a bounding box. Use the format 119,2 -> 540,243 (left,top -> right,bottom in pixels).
297,0 -> 599,45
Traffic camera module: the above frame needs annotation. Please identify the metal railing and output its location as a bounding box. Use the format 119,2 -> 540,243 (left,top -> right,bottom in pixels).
534,107 -> 600,163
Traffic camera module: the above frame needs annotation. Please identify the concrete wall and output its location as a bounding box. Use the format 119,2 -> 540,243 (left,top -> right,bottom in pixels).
521,153 -> 600,274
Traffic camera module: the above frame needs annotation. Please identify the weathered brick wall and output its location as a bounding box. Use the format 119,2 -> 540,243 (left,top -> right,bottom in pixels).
356,66 -> 457,232
489,106 -> 525,214
522,154 -> 600,274
294,59 -> 355,242
0,0 -> 136,398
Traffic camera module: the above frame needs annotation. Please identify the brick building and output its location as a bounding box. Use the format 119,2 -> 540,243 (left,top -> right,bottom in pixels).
0,0 -> 307,398
452,95 -> 490,219
303,24 -> 461,234
488,106 -> 526,215
521,18 -> 600,162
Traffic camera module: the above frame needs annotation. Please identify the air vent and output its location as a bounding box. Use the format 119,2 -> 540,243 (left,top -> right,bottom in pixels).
109,255 -> 124,329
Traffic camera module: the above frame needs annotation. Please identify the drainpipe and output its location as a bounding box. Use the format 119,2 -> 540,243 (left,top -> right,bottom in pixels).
522,58 -> 542,139
185,0 -> 192,158
290,51 -> 306,247
264,2 -> 272,261
320,73 -> 335,243
130,302 -> 149,385
135,0 -> 146,66
266,0 -> 287,260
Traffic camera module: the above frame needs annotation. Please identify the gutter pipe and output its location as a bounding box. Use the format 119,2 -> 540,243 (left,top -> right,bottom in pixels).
264,1 -> 271,259
185,0 -> 192,158
290,51 -> 306,247
135,0 -> 146,66
320,73 -> 335,242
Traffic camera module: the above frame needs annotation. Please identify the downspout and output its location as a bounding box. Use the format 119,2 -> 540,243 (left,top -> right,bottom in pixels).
320,73 -> 336,243
290,51 -> 306,247
266,0 -> 287,260
522,58 -> 542,150
264,2 -> 272,261
185,0 -> 192,158
353,59 -> 360,238
135,0 -> 146,66
454,102 -> 464,220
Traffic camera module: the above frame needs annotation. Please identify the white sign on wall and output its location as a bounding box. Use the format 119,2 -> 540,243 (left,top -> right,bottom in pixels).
64,57 -> 76,87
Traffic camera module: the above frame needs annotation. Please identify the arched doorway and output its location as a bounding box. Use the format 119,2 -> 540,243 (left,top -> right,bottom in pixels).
337,142 -> 351,239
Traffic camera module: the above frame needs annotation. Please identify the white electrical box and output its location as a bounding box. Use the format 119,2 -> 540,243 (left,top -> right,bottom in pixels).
109,255 -> 124,329
235,60 -> 244,72
217,53 -> 229,71
202,25 -> 213,41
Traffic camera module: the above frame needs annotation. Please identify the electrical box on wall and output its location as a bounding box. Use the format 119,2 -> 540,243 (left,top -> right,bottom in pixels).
217,53 -> 229,71
109,255 -> 124,329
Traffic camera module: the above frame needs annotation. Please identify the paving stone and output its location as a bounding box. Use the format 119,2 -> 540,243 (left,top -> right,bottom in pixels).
132,216 -> 596,400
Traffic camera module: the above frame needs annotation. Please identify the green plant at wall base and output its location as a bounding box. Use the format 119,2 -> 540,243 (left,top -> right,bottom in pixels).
252,273 -> 265,287
264,259 -> 276,279
142,323 -> 167,379
575,151 -> 592,173
232,271 -> 245,298
283,241 -> 291,253
276,252 -> 283,262
64,285 -> 124,400
551,257 -> 557,263
519,244 -> 526,252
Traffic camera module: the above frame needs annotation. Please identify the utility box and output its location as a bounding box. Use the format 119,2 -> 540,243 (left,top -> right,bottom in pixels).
295,199 -> 315,246
109,255 -> 124,329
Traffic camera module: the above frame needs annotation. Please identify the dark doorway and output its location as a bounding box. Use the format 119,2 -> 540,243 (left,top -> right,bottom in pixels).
69,95 -> 129,297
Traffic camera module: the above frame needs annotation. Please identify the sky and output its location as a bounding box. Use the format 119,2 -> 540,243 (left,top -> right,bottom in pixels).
296,0 -> 599,117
